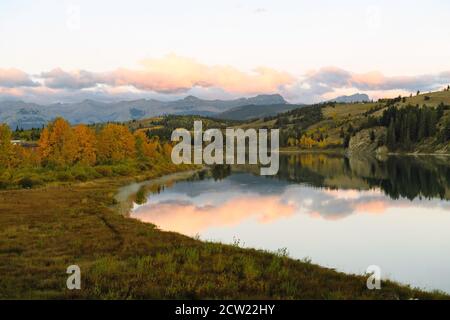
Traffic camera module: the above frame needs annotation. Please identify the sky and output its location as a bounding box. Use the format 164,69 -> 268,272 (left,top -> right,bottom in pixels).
1,0 -> 450,104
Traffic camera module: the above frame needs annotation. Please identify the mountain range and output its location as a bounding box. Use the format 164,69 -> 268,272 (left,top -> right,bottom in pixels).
0,94 -> 286,129
0,92 -> 370,129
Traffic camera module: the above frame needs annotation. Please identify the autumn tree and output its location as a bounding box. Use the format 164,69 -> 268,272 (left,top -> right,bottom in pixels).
10,145 -> 39,168
162,142 -> 173,158
97,124 -> 135,164
299,134 -> 316,149
38,118 -> 77,167
0,124 -> 13,168
134,131 -> 159,160
73,124 -> 97,165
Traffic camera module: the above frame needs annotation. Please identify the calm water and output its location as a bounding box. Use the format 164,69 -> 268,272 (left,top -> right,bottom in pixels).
120,154 -> 450,293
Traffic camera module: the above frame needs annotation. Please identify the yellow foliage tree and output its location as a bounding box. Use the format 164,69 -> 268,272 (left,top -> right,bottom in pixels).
38,118 -> 77,166
162,142 -> 173,158
0,124 -> 13,168
12,146 -> 40,168
299,135 -> 316,149
73,125 -> 97,165
287,137 -> 297,147
97,124 -> 135,163
134,131 -> 159,159
37,127 -> 50,161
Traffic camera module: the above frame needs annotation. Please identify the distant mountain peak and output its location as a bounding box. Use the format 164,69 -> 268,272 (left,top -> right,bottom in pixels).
181,93 -> 286,105
183,95 -> 201,102
327,93 -> 370,103
246,94 -> 287,105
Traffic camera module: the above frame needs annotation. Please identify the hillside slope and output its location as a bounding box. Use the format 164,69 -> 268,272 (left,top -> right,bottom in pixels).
215,103 -> 304,120
241,89 -> 450,153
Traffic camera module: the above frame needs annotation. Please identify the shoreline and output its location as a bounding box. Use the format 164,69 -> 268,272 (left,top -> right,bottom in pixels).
115,168 -> 203,204
279,147 -> 450,157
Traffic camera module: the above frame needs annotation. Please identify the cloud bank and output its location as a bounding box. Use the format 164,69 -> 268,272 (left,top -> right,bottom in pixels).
0,68 -> 39,88
1,55 -> 450,103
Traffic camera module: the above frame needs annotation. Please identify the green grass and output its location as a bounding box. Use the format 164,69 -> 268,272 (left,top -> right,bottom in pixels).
0,156 -> 193,190
398,90 -> 450,108
0,168 -> 448,299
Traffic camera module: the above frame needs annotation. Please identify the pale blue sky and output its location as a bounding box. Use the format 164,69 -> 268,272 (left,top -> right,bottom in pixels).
1,0 -> 450,103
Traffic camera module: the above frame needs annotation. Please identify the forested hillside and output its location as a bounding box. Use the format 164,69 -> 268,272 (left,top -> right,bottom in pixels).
241,88 -> 450,153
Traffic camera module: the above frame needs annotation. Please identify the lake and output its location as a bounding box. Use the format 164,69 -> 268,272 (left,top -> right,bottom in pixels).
119,153 -> 450,293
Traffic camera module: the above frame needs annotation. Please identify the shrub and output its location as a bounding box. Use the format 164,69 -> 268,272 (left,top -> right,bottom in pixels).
74,171 -> 89,181
95,165 -> 113,177
18,176 -> 43,189
56,171 -> 73,182
0,178 -> 9,189
0,170 -> 12,189
70,165 -> 101,181
137,161 -> 153,171
112,164 -> 135,176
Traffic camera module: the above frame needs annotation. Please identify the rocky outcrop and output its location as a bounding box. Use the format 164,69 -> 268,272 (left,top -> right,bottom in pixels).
348,126 -> 387,155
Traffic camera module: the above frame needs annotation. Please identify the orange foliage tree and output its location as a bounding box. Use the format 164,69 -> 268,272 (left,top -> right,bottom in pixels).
134,131 -> 159,160
38,118 -> 77,166
73,125 -> 97,165
1,124 -> 40,169
97,124 -> 135,164
162,142 -> 173,158
12,146 -> 40,168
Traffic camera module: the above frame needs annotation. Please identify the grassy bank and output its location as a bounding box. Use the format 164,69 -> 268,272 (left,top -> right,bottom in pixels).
279,146 -> 346,154
0,168 -> 448,299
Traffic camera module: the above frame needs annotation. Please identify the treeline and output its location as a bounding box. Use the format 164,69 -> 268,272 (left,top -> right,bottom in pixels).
361,104 -> 450,150
271,106 -> 324,147
365,156 -> 450,200
0,118 -> 176,188
12,126 -> 42,141
130,115 -> 236,141
274,154 -> 450,201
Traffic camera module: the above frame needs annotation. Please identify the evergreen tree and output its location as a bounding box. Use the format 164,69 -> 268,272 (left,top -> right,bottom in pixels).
343,134 -> 351,148
370,130 -> 375,142
417,108 -> 426,140
347,124 -> 354,134
387,119 -> 396,150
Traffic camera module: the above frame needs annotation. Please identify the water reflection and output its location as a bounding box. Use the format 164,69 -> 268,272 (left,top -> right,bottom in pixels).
121,154 -> 450,292
131,172 -> 449,232
273,154 -> 450,200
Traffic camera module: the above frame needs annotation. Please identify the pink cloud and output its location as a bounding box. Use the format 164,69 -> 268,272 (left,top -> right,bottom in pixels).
355,201 -> 388,214
132,195 -> 296,235
3,56 -> 450,103
39,54 -> 295,95
0,68 -> 39,87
